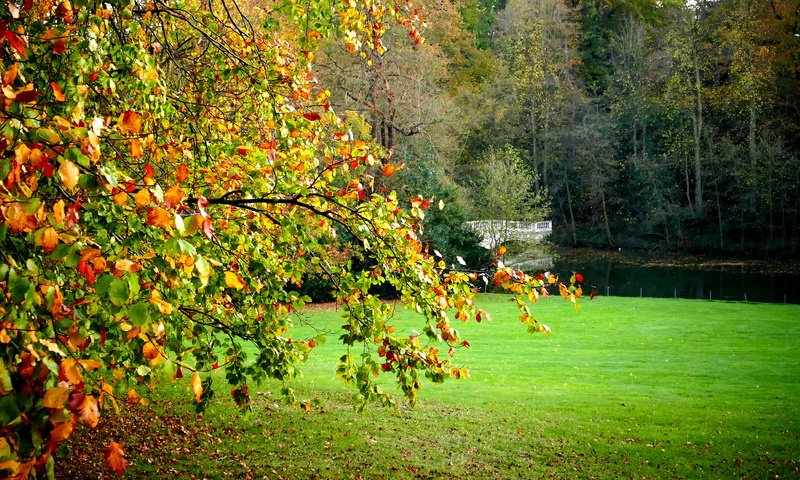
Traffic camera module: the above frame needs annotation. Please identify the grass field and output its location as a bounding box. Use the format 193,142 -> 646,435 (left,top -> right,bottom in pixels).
59,295 -> 800,479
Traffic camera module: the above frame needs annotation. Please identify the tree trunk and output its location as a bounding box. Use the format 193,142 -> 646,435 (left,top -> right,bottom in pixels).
601,190 -> 614,247
563,167 -> 577,246
693,51 -> 703,215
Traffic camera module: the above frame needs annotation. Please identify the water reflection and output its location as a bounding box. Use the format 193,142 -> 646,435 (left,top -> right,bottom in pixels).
544,257 -> 800,304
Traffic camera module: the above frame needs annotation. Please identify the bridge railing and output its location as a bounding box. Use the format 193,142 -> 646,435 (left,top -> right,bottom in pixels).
465,220 -> 552,234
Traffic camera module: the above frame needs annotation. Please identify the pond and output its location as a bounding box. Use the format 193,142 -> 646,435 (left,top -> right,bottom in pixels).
544,255 -> 800,305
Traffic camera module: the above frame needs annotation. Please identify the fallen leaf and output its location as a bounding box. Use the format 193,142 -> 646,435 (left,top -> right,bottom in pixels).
105,442 -> 128,475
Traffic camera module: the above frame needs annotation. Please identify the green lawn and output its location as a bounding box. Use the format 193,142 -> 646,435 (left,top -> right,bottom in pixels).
60,295 -> 800,479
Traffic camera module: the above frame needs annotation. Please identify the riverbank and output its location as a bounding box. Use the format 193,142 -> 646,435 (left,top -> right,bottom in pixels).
554,246 -> 800,276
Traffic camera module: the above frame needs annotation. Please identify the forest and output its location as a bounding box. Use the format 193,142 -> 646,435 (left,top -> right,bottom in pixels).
329,0 -> 800,258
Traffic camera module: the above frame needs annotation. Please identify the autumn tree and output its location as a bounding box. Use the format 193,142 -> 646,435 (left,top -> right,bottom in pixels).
0,0 -> 582,477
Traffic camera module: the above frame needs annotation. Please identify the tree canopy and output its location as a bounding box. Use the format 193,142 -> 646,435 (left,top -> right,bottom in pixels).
0,0 -> 582,477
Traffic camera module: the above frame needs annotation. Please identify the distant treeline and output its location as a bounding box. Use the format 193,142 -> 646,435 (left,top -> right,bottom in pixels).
320,0 -> 800,258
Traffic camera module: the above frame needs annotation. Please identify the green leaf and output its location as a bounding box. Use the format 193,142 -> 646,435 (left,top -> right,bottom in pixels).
95,274 -> 113,297
127,303 -> 150,327
0,363 -> 14,394
9,275 -> 32,303
0,395 -> 21,426
108,278 -> 130,307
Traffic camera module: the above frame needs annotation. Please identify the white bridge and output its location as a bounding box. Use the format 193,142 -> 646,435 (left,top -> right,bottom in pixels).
465,220 -> 552,250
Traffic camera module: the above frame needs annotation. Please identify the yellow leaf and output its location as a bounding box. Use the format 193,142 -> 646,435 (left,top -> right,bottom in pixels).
52,199 -> 65,224
39,339 -> 64,356
142,341 -> 164,365
102,382 -> 120,415
58,160 -> 80,190
149,290 -> 173,315
35,226 -> 59,253
192,372 -> 202,403
42,386 -> 70,408
224,271 -> 244,289
134,189 -> 151,207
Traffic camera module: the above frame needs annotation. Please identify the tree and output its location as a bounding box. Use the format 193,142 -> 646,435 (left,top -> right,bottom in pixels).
468,145 -> 548,252
0,0 -> 580,477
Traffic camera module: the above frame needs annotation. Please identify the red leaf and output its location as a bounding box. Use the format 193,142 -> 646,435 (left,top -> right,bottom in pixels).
66,201 -> 80,228
174,366 -> 183,379
575,273 -> 584,283
197,195 -> 209,217
144,163 -> 154,179
202,216 -> 214,239
14,89 -> 38,103
589,289 -> 597,300
43,161 -> 55,178
53,38 -> 66,55
4,31 -> 27,57
303,112 -> 321,121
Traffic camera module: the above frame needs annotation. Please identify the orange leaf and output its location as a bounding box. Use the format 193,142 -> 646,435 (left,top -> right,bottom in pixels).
120,110 -> 141,134
163,185 -> 184,209
50,82 -> 65,102
192,372 -> 202,403
58,159 -> 80,190
380,163 -> 396,177
113,190 -> 128,206
3,63 -> 18,85
498,245 -> 507,255
49,420 -> 75,444
78,394 -> 100,428
42,386 -> 70,408
176,163 -> 190,184
129,138 -> 143,158
134,189 -> 151,207
60,359 -> 83,385
79,359 -> 103,371
105,442 -> 128,475
147,207 -> 172,230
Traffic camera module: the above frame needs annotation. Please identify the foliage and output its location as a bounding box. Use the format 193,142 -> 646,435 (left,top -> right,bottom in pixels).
0,0 -> 584,477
